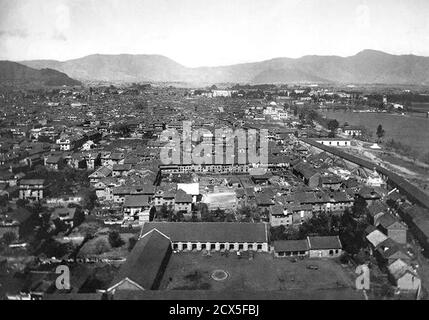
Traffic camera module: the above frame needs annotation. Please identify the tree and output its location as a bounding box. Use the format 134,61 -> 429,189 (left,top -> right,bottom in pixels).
327,119 -> 339,134
42,239 -> 74,258
337,208 -> 368,255
128,236 -> 138,252
225,212 -> 236,222
200,203 -> 212,222
307,110 -> 318,123
351,197 -> 369,220
72,207 -> 85,227
35,212 -> 53,241
376,124 -> 385,142
149,206 -> 157,221
251,211 -> 261,222
190,211 -> 198,222
270,225 -> 301,241
82,188 -> 98,211
2,231 -> 17,245
80,223 -> 99,240
270,225 -> 287,241
16,199 -> 28,208
360,127 -> 373,141
158,204 -> 167,220
213,208 -> 226,222
158,204 -> 174,220
94,238 -> 110,254
108,230 -> 124,248
299,212 -> 335,238
0,195 -> 8,207
237,206 -> 252,220
293,107 -> 298,117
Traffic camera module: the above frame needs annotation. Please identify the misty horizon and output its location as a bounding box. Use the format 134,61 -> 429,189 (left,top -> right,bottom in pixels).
1,0 -> 429,67
3,49 -> 427,69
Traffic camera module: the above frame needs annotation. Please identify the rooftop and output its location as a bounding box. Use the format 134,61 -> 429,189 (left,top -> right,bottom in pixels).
141,222 -> 268,243
308,236 -> 342,250
109,229 -> 171,291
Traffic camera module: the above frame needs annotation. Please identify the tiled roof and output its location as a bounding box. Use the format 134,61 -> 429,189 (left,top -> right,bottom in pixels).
110,229 -> 171,291
308,236 -> 342,250
174,189 -> 192,203
124,195 -> 150,207
274,240 -> 309,252
20,179 -> 45,185
112,164 -> 132,171
375,213 -> 399,229
89,166 -> 112,178
368,200 -> 388,217
141,222 -> 268,243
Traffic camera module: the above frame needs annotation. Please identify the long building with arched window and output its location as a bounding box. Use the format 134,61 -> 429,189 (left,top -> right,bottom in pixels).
140,222 -> 269,252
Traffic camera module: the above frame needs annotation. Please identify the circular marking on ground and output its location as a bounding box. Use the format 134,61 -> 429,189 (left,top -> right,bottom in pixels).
211,269 -> 229,281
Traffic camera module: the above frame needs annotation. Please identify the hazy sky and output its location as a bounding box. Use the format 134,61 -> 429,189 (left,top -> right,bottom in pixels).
1,0 -> 429,67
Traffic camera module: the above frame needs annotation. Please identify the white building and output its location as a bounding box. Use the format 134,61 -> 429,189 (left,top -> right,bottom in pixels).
315,138 -> 351,147
212,90 -> 233,97
82,140 -> 95,151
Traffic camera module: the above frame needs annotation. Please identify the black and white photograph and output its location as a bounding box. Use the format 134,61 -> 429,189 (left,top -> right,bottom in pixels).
0,0 -> 429,307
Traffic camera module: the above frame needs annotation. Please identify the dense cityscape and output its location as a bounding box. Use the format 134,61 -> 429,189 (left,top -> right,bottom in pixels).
0,82 -> 428,300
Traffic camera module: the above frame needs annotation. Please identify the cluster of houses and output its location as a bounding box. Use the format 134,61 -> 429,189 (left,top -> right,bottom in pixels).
273,236 -> 343,258
364,197 -> 421,292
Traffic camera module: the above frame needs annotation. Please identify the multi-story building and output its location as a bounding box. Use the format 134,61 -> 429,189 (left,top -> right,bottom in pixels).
19,179 -> 45,201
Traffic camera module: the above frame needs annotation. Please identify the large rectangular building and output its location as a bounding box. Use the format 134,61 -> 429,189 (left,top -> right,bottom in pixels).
141,222 -> 269,252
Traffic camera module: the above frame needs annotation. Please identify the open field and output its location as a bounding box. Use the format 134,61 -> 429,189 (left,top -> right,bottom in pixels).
321,110 -> 429,152
159,252 -> 355,292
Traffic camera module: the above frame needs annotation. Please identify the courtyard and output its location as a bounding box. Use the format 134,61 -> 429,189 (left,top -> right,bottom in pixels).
159,251 -> 356,292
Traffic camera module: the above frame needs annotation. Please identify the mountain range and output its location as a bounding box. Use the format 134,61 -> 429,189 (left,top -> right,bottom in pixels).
11,50 -> 429,85
0,61 -> 81,87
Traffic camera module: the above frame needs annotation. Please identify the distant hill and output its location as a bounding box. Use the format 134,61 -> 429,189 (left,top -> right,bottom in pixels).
19,50 -> 429,85
0,61 -> 81,87
22,54 -> 190,83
